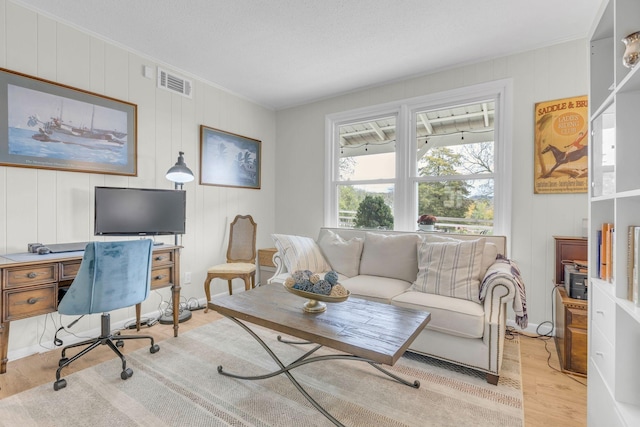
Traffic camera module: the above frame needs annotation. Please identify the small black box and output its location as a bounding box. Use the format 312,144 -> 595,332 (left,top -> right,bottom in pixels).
564,265 -> 588,300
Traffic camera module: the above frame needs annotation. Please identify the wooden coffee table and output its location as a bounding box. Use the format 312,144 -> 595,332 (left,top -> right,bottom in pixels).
209,283 -> 431,426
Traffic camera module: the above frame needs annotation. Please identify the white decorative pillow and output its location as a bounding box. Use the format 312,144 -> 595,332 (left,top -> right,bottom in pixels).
411,237 -> 486,303
421,234 -> 498,278
317,230 -> 364,277
271,234 -> 332,274
359,232 -> 420,283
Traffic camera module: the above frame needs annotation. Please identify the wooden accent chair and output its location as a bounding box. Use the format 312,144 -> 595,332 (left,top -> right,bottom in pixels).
204,215 -> 257,309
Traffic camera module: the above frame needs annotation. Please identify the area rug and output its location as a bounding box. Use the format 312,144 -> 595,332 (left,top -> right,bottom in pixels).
0,318 -> 523,426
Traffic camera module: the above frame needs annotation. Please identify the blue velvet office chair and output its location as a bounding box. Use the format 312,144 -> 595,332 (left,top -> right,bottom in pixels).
53,239 -> 159,391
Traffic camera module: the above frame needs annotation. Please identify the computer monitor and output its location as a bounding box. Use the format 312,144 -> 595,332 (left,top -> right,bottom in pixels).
94,186 -> 186,236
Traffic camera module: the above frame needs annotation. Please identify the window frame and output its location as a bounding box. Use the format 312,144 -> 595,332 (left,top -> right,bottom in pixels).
324,79 -> 513,248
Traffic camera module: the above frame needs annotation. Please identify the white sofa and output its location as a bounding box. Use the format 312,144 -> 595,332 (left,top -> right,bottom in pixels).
268,227 -> 525,385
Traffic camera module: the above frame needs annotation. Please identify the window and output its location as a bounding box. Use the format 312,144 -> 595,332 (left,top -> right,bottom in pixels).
324,80 -> 512,238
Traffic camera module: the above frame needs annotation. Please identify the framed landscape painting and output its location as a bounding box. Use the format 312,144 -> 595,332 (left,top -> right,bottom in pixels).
0,67 -> 137,176
200,125 -> 261,189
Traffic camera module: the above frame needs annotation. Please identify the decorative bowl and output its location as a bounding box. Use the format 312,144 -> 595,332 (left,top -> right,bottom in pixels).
283,284 -> 350,313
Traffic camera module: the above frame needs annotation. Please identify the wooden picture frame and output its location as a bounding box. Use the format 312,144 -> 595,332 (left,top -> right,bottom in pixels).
0,67 -> 137,176
534,95 -> 588,194
200,125 -> 261,189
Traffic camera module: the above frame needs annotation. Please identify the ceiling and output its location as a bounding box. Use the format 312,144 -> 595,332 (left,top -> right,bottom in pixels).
13,0 -> 602,110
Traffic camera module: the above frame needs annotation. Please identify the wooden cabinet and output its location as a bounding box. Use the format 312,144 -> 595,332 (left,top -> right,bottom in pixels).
553,236 -> 587,284
553,236 -> 587,376
258,248 -> 277,285
555,287 -> 588,376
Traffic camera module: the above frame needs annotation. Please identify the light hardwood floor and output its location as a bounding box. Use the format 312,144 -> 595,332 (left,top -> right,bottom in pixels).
0,309 -> 586,426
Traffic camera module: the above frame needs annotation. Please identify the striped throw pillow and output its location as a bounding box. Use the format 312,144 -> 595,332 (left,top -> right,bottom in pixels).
410,238 -> 486,303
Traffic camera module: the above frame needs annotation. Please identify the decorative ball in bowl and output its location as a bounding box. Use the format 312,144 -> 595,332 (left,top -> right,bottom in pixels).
283,270 -> 350,313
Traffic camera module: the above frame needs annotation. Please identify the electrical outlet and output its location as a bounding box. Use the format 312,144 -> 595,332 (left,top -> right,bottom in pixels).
184,272 -> 192,284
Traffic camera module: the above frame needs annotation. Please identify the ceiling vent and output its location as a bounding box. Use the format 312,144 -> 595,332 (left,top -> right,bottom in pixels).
157,67 -> 193,98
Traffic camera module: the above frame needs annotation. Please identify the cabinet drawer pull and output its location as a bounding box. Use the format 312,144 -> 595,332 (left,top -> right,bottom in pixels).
16,296 -> 44,305
154,274 -> 167,280
27,272 -> 37,279
595,351 -> 604,357
595,309 -> 605,315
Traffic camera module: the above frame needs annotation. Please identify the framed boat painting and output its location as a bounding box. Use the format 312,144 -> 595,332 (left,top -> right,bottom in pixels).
0,67 -> 137,176
200,125 -> 261,189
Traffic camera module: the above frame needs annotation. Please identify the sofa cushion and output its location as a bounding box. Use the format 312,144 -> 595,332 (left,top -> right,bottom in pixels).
411,237 -> 486,303
391,291 -> 484,338
271,234 -> 332,273
341,275 -> 412,304
422,234 -> 497,278
317,229 -> 363,277
359,232 -> 420,283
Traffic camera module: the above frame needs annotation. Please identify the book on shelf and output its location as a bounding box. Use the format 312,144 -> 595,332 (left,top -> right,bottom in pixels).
600,223 -> 614,282
596,229 -> 602,279
635,227 -> 640,304
628,226 -> 640,301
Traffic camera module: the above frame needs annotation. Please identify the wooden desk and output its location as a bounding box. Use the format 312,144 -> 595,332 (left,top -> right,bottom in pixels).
0,244 -> 181,374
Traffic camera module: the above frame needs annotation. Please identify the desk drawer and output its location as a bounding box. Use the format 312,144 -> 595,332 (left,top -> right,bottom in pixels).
60,260 -> 81,281
152,251 -> 174,267
3,264 -> 57,289
151,267 -> 172,289
3,284 -> 56,321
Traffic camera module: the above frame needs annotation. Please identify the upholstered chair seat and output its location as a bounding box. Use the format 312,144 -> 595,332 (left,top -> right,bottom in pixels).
204,215 -> 257,308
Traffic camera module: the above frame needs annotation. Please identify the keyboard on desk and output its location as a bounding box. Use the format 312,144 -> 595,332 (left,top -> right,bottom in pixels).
45,242 -> 91,253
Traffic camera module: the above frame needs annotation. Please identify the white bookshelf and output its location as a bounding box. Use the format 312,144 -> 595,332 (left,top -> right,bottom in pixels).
588,1 -> 640,426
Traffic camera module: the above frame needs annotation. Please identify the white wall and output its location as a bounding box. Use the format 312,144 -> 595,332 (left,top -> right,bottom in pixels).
275,39 -> 589,330
0,1 -> 276,360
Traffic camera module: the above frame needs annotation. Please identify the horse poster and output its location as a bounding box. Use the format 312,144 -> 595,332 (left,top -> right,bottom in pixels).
534,95 -> 589,194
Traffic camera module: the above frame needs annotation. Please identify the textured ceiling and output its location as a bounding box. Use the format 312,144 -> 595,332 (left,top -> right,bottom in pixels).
13,0 -> 602,110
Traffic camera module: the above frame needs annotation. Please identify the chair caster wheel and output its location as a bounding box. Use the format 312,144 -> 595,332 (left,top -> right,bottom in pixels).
121,368 -> 133,380
116,340 -> 124,348
58,357 -> 68,367
150,344 -> 160,353
53,379 -> 67,391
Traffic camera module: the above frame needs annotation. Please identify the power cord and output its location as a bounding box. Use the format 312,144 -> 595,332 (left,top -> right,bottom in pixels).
186,297 -> 206,311
505,284 -> 587,387
53,315 -> 85,346
123,316 -> 160,330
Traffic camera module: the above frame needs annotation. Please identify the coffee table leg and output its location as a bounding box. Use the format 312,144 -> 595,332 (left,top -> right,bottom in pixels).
368,363 -> 420,388
218,316 -> 345,426
217,315 -> 420,426
278,335 -> 420,388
